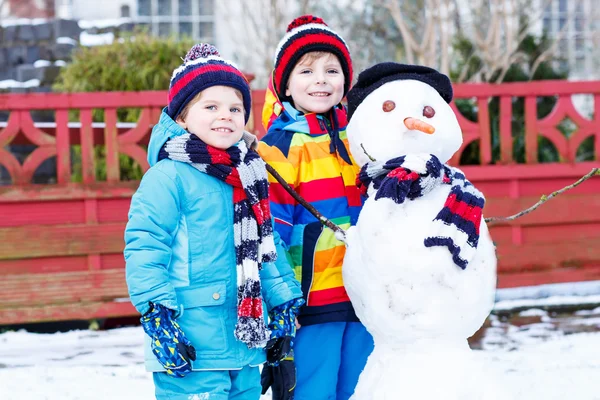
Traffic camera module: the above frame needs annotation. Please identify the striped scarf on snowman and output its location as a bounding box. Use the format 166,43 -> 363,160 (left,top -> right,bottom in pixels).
357,154 -> 485,270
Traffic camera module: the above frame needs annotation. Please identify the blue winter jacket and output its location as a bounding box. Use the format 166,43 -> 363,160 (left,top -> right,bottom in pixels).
124,109 -> 303,372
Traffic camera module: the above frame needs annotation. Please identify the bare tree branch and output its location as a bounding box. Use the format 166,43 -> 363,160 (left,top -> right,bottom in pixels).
455,0 -> 571,83
486,168 -> 600,224
219,0 -> 321,88
298,0 -> 312,15
382,0 -> 417,64
494,50 -> 528,83
529,18 -> 572,79
416,1 -> 436,57
438,0 -> 452,75
341,0 -> 575,84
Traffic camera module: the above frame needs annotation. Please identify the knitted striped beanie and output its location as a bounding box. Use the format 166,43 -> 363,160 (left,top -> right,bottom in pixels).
273,15 -> 353,101
167,43 -> 252,122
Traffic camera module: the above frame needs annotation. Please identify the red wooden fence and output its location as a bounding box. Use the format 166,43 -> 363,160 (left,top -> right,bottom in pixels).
1,81 -> 599,324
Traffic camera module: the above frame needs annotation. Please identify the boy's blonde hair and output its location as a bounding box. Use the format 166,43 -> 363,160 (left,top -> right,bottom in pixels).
177,87 -> 244,122
295,51 -> 340,67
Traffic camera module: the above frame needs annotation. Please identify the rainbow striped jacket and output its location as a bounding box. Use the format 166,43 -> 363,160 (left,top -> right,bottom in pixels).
258,101 -> 363,326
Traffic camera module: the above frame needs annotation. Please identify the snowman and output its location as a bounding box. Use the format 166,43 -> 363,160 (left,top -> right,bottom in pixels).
342,63 -> 500,399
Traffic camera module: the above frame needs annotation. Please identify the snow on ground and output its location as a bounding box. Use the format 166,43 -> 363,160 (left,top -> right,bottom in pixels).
1,282 -> 600,399
1,314 -> 599,399
494,280 -> 600,312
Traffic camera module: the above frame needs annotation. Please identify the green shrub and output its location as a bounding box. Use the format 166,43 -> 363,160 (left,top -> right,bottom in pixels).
54,30 -> 194,96
53,31 -> 195,181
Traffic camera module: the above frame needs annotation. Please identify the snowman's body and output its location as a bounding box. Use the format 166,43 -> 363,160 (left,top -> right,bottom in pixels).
344,185 -> 498,400
342,76 -> 500,399
345,185 -> 497,343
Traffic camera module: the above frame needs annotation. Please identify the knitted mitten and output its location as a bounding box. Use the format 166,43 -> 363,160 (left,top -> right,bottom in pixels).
140,302 -> 196,378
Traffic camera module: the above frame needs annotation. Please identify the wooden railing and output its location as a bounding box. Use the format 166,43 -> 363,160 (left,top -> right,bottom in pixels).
1,80 -> 599,324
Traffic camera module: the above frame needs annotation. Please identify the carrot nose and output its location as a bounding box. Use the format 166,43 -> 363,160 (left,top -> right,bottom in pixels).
404,117 -> 435,134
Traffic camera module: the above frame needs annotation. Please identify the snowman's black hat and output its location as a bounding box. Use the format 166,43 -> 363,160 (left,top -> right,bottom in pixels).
347,62 -> 453,121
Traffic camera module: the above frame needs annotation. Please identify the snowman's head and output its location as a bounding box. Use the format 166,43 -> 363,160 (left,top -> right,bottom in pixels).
346,63 -> 462,166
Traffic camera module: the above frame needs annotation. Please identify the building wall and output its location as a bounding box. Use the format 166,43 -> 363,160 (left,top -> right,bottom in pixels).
133,0 -> 214,42
63,0 -> 136,20
4,0 -> 54,19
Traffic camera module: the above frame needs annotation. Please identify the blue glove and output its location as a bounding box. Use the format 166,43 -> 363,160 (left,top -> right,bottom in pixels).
261,298 -> 305,400
140,302 -> 196,378
268,297 -> 305,341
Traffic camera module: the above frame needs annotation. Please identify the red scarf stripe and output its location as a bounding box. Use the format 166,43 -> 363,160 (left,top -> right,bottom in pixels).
259,198 -> 272,215
232,186 -> 246,204
388,168 -> 420,181
445,193 -> 482,235
206,144 -> 232,165
226,169 -> 242,187
250,199 -> 271,226
238,298 -> 264,318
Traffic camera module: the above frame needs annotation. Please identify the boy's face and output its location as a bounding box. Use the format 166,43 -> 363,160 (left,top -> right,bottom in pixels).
176,85 -> 245,150
285,52 -> 345,114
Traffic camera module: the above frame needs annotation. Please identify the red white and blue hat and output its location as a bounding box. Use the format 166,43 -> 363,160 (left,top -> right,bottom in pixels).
273,15 -> 353,101
167,43 -> 252,122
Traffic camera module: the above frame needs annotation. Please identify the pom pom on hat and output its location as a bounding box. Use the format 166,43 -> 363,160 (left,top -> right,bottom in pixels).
183,43 -> 220,63
167,43 -> 252,123
272,15 -> 352,102
286,15 -> 327,31
346,63 -> 453,121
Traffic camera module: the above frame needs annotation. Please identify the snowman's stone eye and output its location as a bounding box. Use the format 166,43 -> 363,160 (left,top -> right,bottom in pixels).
382,100 -> 396,112
423,106 -> 435,118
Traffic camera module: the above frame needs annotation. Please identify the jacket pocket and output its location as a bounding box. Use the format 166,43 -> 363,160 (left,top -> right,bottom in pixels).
175,283 -> 229,357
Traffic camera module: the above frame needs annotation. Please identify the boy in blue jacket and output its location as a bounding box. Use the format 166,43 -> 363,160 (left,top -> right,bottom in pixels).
124,43 -> 303,400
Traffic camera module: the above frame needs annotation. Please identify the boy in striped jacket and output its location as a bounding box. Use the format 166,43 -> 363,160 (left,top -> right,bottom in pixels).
258,15 -> 374,400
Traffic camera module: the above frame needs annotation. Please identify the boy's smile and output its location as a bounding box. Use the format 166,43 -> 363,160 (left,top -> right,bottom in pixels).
309,91 -> 332,97
285,52 -> 345,114
176,85 -> 245,150
212,127 -> 234,133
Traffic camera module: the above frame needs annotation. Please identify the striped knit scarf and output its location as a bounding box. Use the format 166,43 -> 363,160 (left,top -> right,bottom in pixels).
158,132 -> 276,348
357,154 -> 485,270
